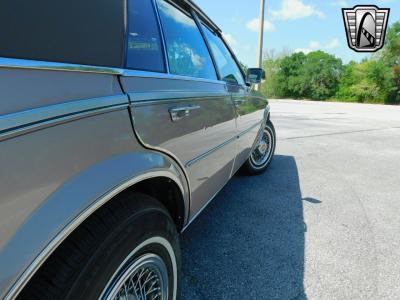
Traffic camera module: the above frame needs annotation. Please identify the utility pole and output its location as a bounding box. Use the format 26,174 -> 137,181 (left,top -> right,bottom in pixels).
256,0 -> 265,91
257,0 -> 265,68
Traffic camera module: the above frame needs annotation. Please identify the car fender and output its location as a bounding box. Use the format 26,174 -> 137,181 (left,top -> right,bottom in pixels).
1,151 -> 189,300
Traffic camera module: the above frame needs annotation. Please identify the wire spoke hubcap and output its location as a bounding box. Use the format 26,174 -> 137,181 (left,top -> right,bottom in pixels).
250,128 -> 272,167
103,254 -> 168,300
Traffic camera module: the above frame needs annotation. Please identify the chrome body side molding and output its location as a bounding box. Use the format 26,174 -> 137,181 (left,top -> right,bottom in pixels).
0,57 -> 223,85
0,57 -> 122,75
0,95 -> 129,140
186,121 -> 263,168
129,91 -> 227,103
185,135 -> 238,168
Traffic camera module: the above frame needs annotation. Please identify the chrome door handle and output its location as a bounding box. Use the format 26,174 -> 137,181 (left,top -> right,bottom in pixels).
169,105 -> 201,122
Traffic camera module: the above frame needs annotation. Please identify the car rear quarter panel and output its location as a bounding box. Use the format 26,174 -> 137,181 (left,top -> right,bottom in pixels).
0,68 -> 188,299
0,65 -> 122,115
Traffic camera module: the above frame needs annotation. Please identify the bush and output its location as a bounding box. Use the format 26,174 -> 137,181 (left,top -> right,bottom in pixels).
260,21 -> 400,105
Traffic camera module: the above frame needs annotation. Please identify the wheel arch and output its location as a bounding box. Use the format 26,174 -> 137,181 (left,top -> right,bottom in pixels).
2,152 -> 189,300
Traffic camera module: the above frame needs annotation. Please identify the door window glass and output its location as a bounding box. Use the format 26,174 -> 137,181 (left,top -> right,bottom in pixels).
156,0 -> 217,79
126,0 -> 165,72
202,24 -> 245,85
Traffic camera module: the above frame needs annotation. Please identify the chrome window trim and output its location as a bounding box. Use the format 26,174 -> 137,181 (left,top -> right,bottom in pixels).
149,0 -> 219,82
122,0 -> 128,69
192,10 -> 221,80
152,0 -> 170,73
124,0 -> 169,74
0,57 -> 123,75
121,69 -> 224,84
3,171 -> 187,300
129,91 -> 228,103
0,94 -> 129,140
0,57 -> 226,85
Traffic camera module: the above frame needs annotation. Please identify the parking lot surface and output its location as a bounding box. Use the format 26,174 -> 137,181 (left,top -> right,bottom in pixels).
182,100 -> 400,299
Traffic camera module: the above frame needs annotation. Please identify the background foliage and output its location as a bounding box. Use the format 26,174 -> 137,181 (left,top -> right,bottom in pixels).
260,21 -> 400,104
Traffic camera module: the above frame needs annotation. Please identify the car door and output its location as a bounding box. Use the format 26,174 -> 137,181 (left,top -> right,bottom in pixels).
234,88 -> 268,171
121,0 -> 237,217
200,25 -> 266,172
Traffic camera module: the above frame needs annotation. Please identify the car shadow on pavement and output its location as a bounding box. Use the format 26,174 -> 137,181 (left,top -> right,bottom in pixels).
181,155 -> 310,300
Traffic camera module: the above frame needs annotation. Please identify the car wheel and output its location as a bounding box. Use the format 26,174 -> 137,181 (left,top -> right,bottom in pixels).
243,120 -> 276,175
19,192 -> 181,300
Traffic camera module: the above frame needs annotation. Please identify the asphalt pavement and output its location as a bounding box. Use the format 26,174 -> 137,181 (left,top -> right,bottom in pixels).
181,100 -> 400,299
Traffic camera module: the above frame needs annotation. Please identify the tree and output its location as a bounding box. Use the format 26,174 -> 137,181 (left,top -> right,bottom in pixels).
382,21 -> 400,104
271,51 -> 343,100
308,23 -> 398,103
260,49 -> 291,98
260,22 -> 399,104
261,58 -> 285,98
303,51 -> 343,100
383,21 -> 400,66
336,59 -> 393,103
276,52 -> 307,98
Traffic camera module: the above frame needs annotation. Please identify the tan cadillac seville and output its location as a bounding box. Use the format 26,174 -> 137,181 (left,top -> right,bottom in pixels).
0,0 -> 276,299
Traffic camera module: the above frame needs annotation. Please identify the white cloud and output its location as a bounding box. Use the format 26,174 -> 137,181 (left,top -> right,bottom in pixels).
330,0 -> 349,6
246,18 -> 276,32
294,48 -> 313,54
295,38 -> 341,54
222,33 -> 237,46
294,40 -> 319,54
271,0 -> 325,21
309,41 -> 321,49
326,38 -> 341,49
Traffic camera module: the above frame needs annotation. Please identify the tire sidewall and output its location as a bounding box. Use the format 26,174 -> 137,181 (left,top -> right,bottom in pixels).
65,208 -> 180,300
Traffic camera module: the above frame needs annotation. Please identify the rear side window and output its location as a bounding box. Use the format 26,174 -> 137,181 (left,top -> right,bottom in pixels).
202,24 -> 245,85
126,0 -> 166,72
156,0 -> 217,80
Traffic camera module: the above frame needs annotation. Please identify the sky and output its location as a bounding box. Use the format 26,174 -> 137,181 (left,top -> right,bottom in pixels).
194,0 -> 399,66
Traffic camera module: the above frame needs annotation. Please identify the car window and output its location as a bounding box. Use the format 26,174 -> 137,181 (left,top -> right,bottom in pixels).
126,0 -> 166,72
156,0 -> 217,80
202,24 -> 245,85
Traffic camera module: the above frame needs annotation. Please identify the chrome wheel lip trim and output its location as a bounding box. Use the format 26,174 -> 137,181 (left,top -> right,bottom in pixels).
104,253 -> 167,300
4,173 -> 183,300
99,237 -> 177,300
250,128 -> 273,169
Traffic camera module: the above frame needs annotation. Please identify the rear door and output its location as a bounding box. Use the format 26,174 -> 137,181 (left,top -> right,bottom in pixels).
200,25 -> 265,171
121,0 -> 237,216
234,89 -> 268,171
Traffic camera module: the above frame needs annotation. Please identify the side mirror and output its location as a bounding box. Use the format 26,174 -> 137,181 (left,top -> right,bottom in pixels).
246,68 -> 266,84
